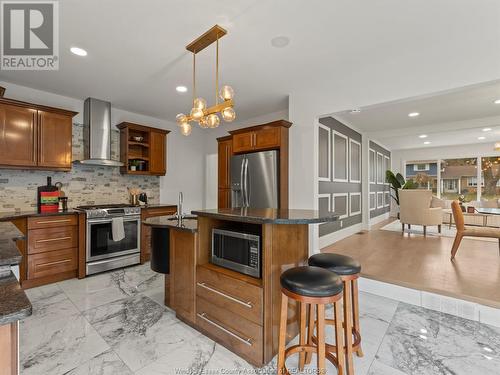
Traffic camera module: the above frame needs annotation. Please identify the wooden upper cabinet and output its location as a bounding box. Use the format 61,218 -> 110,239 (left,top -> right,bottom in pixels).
117,122 -> 169,176
149,130 -> 166,175
0,103 -> 37,167
230,120 -> 290,154
0,97 -> 77,170
254,126 -> 281,150
38,111 -> 72,169
232,132 -> 254,153
217,137 -> 232,189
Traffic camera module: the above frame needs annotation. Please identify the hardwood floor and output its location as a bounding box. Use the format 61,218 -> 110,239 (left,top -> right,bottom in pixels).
322,219 -> 500,308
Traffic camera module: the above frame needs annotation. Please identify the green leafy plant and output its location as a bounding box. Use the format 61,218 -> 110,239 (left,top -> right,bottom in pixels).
386,170 -> 416,205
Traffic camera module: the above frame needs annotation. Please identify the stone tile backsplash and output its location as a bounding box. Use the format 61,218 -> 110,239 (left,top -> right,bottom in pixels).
0,124 -> 159,211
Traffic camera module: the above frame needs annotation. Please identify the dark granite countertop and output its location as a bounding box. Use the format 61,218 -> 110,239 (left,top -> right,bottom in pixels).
0,209 -> 78,221
0,241 -> 22,266
0,272 -> 32,325
141,204 -> 177,209
0,221 -> 25,242
191,208 -> 340,224
143,215 -> 198,233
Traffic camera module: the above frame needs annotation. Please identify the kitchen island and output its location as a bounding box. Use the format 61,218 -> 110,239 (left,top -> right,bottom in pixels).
144,208 -> 338,367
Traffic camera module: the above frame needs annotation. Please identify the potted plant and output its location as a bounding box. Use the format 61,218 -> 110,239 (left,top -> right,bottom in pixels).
129,160 -> 139,171
386,170 -> 417,216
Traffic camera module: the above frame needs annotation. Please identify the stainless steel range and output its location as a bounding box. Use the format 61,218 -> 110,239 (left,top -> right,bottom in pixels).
76,204 -> 141,275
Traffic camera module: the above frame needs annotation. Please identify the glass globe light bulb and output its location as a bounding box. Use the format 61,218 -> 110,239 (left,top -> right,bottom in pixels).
193,97 -> 207,110
221,107 -> 236,122
219,85 -> 234,101
176,113 -> 188,126
180,123 -> 192,136
206,113 -> 220,128
198,116 -> 208,128
190,107 -> 204,121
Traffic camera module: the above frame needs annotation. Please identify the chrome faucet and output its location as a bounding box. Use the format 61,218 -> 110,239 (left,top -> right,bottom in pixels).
176,192 -> 184,226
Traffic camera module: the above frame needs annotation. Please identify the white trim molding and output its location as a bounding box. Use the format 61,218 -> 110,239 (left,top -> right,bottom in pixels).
318,124 -> 331,182
369,191 -> 376,211
376,191 -> 384,209
349,138 -> 362,183
332,131 -> 349,182
332,193 -> 349,219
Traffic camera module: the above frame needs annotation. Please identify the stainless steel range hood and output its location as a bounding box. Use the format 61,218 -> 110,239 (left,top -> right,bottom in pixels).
76,98 -> 123,167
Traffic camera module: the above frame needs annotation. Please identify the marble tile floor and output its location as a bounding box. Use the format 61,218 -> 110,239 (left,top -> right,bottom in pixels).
19,262 -> 500,375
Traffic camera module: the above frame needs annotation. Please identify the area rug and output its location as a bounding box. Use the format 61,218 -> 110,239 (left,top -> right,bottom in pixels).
380,220 -> 496,242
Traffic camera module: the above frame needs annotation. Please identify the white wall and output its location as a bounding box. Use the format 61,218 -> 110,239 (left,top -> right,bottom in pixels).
0,81 -> 207,212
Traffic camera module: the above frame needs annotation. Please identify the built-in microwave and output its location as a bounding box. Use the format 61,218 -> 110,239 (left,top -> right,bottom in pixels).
211,228 -> 261,278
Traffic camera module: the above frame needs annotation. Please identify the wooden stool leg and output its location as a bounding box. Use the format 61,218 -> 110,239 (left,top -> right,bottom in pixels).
298,302 -> 307,370
352,278 -> 363,357
305,304 -> 315,365
334,300 -> 345,375
316,304 -> 326,373
277,294 -> 288,374
343,281 -> 354,375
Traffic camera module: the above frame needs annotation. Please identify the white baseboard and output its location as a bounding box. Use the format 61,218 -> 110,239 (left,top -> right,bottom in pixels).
359,277 -> 500,328
369,212 -> 390,227
319,223 -> 363,249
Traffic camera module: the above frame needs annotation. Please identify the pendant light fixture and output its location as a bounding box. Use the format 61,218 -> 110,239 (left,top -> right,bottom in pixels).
176,25 -> 235,136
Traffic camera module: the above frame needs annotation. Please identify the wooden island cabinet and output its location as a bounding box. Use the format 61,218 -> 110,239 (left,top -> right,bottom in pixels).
0,97 -> 77,171
143,208 -> 338,367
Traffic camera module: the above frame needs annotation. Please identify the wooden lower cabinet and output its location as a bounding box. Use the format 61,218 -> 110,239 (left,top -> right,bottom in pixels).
28,248 -> 77,279
22,214 -> 79,288
141,206 -> 176,263
170,229 -> 197,324
197,297 -> 263,366
0,322 -> 18,375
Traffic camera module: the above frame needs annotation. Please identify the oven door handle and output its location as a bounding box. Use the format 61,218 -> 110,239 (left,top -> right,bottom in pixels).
87,216 -> 141,224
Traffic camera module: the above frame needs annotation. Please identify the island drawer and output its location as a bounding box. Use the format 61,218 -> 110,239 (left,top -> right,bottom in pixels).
196,265 -> 263,325
196,297 -> 263,365
27,247 -> 77,279
28,215 -> 78,229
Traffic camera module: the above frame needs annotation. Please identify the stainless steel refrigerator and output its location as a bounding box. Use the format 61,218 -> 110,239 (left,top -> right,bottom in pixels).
230,150 -> 279,208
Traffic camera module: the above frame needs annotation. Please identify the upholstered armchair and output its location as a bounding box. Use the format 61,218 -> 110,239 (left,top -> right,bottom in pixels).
399,189 -> 443,235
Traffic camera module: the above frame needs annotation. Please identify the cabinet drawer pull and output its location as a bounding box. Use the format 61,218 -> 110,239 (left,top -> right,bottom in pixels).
39,259 -> 71,268
197,313 -> 252,346
35,219 -> 72,224
36,236 -> 72,243
197,282 -> 253,308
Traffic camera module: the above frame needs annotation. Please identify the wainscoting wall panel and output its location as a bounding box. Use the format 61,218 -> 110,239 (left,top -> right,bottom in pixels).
369,141 -> 391,219
318,117 -> 362,237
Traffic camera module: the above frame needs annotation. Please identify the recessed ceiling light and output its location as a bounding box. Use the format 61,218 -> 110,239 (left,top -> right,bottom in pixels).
494,99 -> 500,104
176,86 -> 188,93
271,36 -> 290,48
70,47 -> 87,56
350,109 -> 361,114
483,128 -> 492,132
423,141 -> 431,145
408,112 -> 420,117
419,134 -> 427,138
478,136 -> 486,140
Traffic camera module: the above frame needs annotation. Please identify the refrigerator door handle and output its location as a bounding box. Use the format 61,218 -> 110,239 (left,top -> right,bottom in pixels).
240,157 -> 245,207
244,158 -> 250,207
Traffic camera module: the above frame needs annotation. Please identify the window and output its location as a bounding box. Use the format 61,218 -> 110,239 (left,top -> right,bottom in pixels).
467,177 -> 484,187
480,156 -> 500,201
440,158 -> 477,200
413,163 -> 430,171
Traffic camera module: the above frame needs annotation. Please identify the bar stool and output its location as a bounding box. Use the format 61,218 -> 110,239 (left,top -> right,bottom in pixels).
308,253 -> 363,375
277,266 -> 345,375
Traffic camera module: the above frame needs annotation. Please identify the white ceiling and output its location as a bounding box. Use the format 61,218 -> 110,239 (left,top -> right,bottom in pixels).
334,81 -> 500,150
1,0 -> 499,125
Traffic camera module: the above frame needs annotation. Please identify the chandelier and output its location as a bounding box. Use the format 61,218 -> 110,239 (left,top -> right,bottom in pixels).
176,25 -> 235,136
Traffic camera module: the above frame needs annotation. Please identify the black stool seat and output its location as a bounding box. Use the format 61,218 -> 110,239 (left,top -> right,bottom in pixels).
280,266 -> 343,298
309,253 -> 361,276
